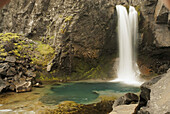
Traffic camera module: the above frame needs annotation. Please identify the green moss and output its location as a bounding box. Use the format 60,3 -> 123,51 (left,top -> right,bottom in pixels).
0,49 -> 5,52
64,16 -> 73,22
0,52 -> 7,56
37,42 -> 54,55
135,5 -> 141,17
124,5 -> 129,13
0,33 -> 20,42
70,54 -> 116,80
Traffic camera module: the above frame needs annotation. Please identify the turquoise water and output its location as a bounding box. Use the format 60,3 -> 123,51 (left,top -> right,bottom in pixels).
40,82 -> 140,105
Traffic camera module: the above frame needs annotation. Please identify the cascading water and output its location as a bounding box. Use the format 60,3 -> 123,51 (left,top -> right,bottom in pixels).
111,5 -> 142,85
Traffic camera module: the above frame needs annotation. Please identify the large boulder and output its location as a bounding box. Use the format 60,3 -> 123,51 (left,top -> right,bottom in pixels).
134,69 -> 170,114
113,93 -> 139,107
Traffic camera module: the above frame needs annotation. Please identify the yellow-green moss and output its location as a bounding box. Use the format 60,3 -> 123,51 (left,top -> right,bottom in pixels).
0,33 -> 20,42
0,52 -> 7,56
135,5 -> 141,17
0,49 -> 5,52
37,42 -> 54,55
64,16 -> 73,22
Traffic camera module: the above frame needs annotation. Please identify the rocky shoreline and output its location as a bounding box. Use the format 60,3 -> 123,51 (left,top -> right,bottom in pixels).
109,69 -> 170,114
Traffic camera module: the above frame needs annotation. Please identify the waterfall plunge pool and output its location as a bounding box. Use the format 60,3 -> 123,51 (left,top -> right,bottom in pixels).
40,82 -> 140,105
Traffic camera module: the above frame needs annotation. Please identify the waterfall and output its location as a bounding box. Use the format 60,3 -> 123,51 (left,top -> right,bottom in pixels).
111,5 -> 142,85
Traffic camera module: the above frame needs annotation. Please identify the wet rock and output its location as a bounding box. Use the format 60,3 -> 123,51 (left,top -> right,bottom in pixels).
113,93 -> 139,107
33,82 -> 44,88
15,81 -> 32,93
5,56 -> 16,63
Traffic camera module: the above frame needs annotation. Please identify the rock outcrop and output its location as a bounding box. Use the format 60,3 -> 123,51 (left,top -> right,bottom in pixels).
113,93 -> 138,107
134,69 -> 170,114
109,93 -> 139,114
0,0 -> 119,78
140,0 -> 170,47
0,33 -> 40,93
138,0 -> 170,76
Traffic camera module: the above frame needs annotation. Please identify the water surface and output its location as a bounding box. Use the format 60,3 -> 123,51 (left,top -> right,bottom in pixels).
40,82 -> 140,105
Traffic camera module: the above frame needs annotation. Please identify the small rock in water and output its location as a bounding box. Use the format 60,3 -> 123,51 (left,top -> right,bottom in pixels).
33,82 -> 44,88
15,81 -> 32,93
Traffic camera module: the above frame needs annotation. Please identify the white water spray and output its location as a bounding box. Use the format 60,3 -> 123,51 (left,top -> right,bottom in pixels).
111,5 -> 142,85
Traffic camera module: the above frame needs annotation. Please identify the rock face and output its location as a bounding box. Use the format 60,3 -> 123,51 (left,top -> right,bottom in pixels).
138,0 -> 170,75
0,0 -> 117,57
0,0 -> 169,79
134,69 -> 170,114
0,0 -> 119,77
140,0 -> 170,47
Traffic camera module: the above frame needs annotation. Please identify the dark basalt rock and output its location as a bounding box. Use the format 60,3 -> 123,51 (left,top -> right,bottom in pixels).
113,93 -> 139,107
0,78 -> 7,93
